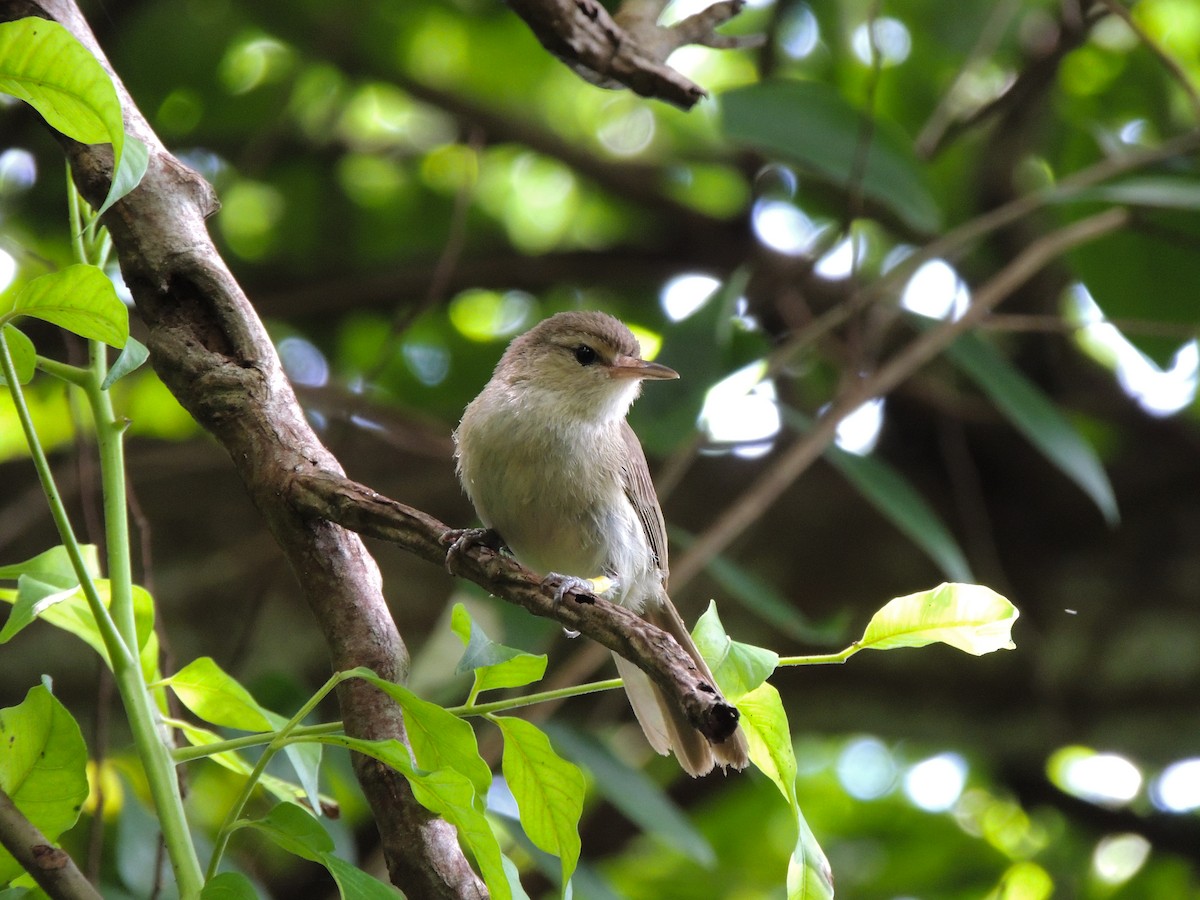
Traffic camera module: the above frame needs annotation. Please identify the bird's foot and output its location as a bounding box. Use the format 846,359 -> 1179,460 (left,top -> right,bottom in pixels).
542,573 -> 619,604
441,527 -> 504,574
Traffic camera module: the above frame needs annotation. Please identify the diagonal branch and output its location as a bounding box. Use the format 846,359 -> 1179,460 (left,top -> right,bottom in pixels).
288,471 -> 742,744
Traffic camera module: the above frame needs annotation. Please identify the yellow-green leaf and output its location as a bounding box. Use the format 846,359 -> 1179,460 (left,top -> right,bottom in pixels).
860,582 -> 1018,656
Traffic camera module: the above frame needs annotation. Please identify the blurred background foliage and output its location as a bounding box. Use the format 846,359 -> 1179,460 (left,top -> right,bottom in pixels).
3,0 -> 1200,896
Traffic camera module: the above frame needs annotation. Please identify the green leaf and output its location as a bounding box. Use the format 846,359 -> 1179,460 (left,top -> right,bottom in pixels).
0,325 -> 36,385
450,603 -> 548,693
348,669 -> 491,803
0,19 -> 142,215
942,329 -> 1118,525
318,733 -> 510,900
0,575 -> 154,667
785,407 -> 973,581
737,683 -> 833,900
164,657 -> 277,731
98,133 -> 150,216
0,544 -> 101,586
720,80 -> 940,234
11,265 -> 128,348
199,871 -> 259,900
493,716 -> 584,889
241,802 -> 333,862
0,685 -> 90,885
322,854 -> 403,899
691,601 -> 779,702
175,721 -> 321,808
859,582 -> 1018,656
102,335 -> 150,389
541,722 -> 714,866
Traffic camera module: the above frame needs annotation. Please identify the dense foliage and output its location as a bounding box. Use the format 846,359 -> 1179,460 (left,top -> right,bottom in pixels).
3,0 -> 1200,897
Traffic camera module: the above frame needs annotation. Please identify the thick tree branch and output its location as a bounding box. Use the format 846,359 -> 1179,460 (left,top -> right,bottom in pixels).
0,786 -> 101,900
4,1 -> 484,896
288,471 -> 743,744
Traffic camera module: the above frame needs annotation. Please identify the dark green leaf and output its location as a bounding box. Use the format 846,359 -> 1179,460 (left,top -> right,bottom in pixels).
199,871 -> 259,900
241,802 -> 334,862
720,80 -> 940,234
942,329 -> 1119,525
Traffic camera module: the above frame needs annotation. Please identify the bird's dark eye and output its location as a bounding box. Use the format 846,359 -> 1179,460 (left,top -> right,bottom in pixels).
573,344 -> 599,366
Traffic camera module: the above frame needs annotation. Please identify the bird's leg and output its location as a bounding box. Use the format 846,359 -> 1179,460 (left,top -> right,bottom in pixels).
441,526 -> 506,574
542,573 -> 620,604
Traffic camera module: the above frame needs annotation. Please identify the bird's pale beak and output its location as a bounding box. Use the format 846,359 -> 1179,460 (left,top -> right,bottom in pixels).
609,355 -> 679,380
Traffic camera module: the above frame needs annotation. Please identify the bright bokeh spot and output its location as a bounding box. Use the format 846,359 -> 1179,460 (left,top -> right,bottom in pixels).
699,360 -> 780,455
661,273 -> 720,321
339,153 -> 409,208
752,200 -> 822,256
627,324 -> 664,362
278,336 -> 329,388
340,84 -> 454,152
402,341 -> 450,386
852,17 -> 912,66
0,247 -> 16,294
814,231 -> 869,279
904,753 -> 968,812
218,180 -> 285,260
1151,757 -> 1200,811
902,259 -> 971,320
992,862 -> 1054,900
779,4 -> 820,59
597,102 -> 657,157
1092,833 -> 1151,885
0,148 -> 37,193
1050,746 -> 1142,805
219,33 -> 295,95
1068,284 -> 1199,417
837,736 -> 896,800
449,289 -> 534,341
833,397 -> 884,455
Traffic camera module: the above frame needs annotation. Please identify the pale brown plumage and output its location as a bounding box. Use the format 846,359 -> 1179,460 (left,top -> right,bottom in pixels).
454,310 -> 749,775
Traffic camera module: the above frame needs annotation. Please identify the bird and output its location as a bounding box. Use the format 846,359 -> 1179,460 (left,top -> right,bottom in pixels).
453,310 -> 749,776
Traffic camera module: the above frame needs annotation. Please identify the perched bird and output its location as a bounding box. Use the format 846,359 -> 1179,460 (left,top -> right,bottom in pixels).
453,310 -> 749,775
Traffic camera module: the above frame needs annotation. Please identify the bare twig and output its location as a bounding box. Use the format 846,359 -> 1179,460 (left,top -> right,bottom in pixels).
669,208 -> 1129,590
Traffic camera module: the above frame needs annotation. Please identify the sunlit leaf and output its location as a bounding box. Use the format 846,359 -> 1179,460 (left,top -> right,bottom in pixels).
493,716 -> 584,889
166,657 -> 278,732
691,601 -> 778,702
10,265 -> 128,347
317,733 -> 510,900
0,685 -> 90,885
0,325 -> 36,385
721,80 -> 940,233
0,544 -> 101,586
859,582 -> 1018,656
737,683 -> 833,900
942,330 -> 1118,525
347,668 -> 492,806
174,721 -> 323,808
0,19 -> 141,213
450,602 -> 548,693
